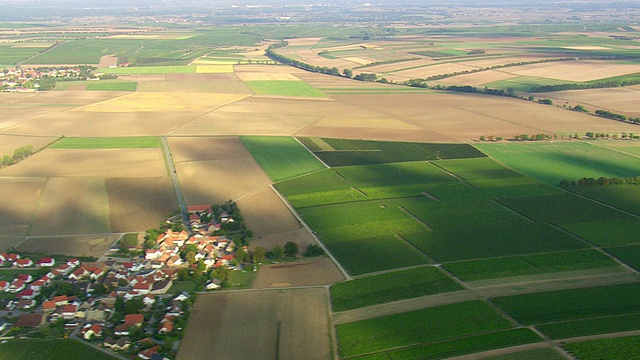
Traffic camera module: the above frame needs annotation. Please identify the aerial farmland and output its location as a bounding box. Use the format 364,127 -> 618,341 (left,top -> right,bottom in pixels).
1,1 -> 640,359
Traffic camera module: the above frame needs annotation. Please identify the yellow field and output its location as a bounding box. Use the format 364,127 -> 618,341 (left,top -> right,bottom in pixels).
81,92 -> 250,112
195,65 -> 234,73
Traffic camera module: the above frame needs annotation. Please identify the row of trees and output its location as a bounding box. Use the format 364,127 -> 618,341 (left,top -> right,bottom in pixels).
560,176 -> 640,187
530,79 -> 640,93
1,144 -> 34,167
513,133 -> 552,141
585,131 -> 638,139
594,109 -> 640,125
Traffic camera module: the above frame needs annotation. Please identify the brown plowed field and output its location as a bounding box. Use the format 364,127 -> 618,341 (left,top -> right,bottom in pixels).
236,186 -> 301,238
249,227 -> 317,253
0,237 -> 24,252
176,157 -> 271,205
106,177 -> 177,233
0,177 -> 46,235
17,234 -> 119,257
0,135 -> 57,160
30,177 -> 110,235
0,148 -> 167,178
253,257 -> 345,288
168,136 -> 251,162
540,86 -> 640,118
137,73 -> 252,94
178,288 -> 332,360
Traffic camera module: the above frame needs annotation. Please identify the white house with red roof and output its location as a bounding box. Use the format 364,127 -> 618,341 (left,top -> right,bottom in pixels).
37,257 -> 55,267
0,281 -> 9,291
16,273 -> 33,283
15,258 -> 33,267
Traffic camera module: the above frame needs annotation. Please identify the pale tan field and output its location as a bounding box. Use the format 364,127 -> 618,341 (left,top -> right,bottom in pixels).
136,73 -> 252,94
435,70 -> 518,86
250,227 -> 317,254
236,187 -> 301,238
235,72 -> 300,81
283,49 -> 361,69
195,65 -> 234,73
117,75 -> 166,82
253,257 -> 345,288
296,71 -> 410,89
30,177 -> 110,236
0,148 -> 167,178
457,56 -> 552,68
504,60 -> 640,82
391,62 -> 478,79
168,136 -> 252,162
0,135 -> 57,157
0,177 -> 46,235
285,37 -> 322,46
176,157 -> 271,205
16,234 -> 119,257
539,86 -> 640,118
0,237 -> 24,252
361,59 -> 435,74
81,92 -> 250,112
3,110 -> 205,136
343,57 -> 372,65
98,55 -> 118,68
234,64 -> 307,74
178,288 -> 332,360
106,177 -> 177,233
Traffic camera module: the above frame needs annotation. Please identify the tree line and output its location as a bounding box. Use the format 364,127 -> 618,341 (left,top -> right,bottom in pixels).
529,79 -> 640,93
1,144 -> 33,167
560,176 -> 640,187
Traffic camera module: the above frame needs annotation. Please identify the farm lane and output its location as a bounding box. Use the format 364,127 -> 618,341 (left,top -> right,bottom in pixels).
161,136 -> 191,233
332,271 -> 640,325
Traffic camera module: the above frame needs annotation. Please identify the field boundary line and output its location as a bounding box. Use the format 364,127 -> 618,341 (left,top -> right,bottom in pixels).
554,329 -> 640,344
394,234 -> 434,262
293,136 -> 331,169
444,343 -> 566,360
164,94 -> 253,135
587,141 -> 640,160
492,199 -> 537,223
398,206 -> 434,231
269,184 -> 351,280
434,264 -> 470,290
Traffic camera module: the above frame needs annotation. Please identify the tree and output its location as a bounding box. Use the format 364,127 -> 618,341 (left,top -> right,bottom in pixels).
1,155 -> 12,167
235,247 -> 246,264
304,244 -> 324,257
343,68 -> 353,78
186,251 -> 196,265
252,246 -> 265,264
272,245 -> 284,260
284,242 -> 299,257
177,267 -> 190,281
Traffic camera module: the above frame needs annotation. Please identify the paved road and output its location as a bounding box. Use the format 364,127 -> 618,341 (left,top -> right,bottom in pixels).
161,136 -> 191,233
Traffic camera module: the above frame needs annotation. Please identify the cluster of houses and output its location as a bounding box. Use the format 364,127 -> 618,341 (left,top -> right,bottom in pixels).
0,66 -> 97,92
0,254 -> 192,359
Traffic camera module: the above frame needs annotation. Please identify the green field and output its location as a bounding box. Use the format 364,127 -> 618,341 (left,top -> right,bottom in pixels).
0,339 -> 117,360
86,81 -> 137,91
299,138 -> 485,166
483,347 -> 567,360
492,283 -> 640,325
563,335 -> 640,360
443,249 -> 619,282
606,244 -> 640,271
240,136 -> 325,182
50,136 -> 162,149
475,142 -> 640,185
336,301 -> 512,357
570,185 -> 640,216
0,44 -> 51,65
378,329 -> 542,360
537,313 -> 640,340
330,266 -> 463,312
244,80 -> 326,97
486,75 -> 580,91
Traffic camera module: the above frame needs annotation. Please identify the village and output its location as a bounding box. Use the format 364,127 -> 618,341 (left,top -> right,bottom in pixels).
0,65 -> 104,92
0,204 -> 249,360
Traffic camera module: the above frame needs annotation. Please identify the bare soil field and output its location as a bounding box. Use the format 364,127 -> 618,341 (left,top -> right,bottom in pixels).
540,86 -> 640,117
361,59 -> 435,74
176,157 -> 271,205
285,37 -> 322,46
236,187 -> 301,238
0,177 -> 46,236
30,177 -> 110,236
504,60 -> 640,82
168,136 -> 251,162
178,288 -> 332,360
235,72 -> 300,81
3,109 -> 209,137
283,48 -> 361,69
253,257 -> 345,288
250,227 -> 317,253
391,62 -> 478,79
16,234 -> 119,257
333,93 -> 640,140
0,135 -> 57,157
98,55 -> 118,68
137,74 -> 252,94
0,237 -> 24,252
80,92 -> 250,112
106,177 -> 177,233
0,149 -> 167,178
234,64 -> 307,74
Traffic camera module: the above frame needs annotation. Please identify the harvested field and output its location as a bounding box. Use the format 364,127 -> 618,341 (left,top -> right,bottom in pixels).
98,55 -> 118,68
178,288 -> 332,360
195,65 -> 234,73
234,64 -> 307,74
0,135 -> 57,157
252,257 -> 345,288
540,86 -> 640,118
236,72 -> 299,81
106,177 -> 177,233
168,136 -> 251,162
16,234 -> 119,257
361,59 -> 435,73
81,92 -> 250,112
30,177 -> 110,236
176,157 -> 271,205
436,70 -> 519,87
137,73 -> 252,94
392,62 -> 477,79
0,177 -> 47,235
0,148 -> 167,178
0,237 -> 23,252
236,187 -> 301,237
285,37 -> 322,46
504,60 -> 640,82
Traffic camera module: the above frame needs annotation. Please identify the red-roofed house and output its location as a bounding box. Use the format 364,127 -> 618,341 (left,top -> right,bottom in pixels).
83,323 -> 103,340
15,258 -> 33,268
0,281 -> 9,291
16,274 -> 33,283
9,280 -> 25,293
37,257 -> 55,267
125,313 -> 144,327
30,279 -> 46,291
62,304 -> 78,319
17,289 -> 38,300
114,323 -> 131,336
69,267 -> 89,280
43,300 -> 57,312
53,295 -> 69,306
138,345 -> 159,360
67,259 -> 80,267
